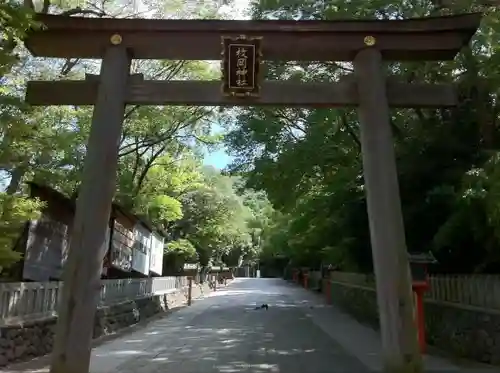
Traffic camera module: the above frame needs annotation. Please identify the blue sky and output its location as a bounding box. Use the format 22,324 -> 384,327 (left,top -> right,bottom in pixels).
203,148 -> 233,170
200,0 -> 249,171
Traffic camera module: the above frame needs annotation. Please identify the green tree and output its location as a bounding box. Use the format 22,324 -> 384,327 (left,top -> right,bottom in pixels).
0,0 -> 244,273
226,0 -> 500,274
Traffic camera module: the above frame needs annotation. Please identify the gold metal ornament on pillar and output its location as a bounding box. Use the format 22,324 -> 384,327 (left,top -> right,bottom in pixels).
110,34 -> 123,45
364,36 -> 376,46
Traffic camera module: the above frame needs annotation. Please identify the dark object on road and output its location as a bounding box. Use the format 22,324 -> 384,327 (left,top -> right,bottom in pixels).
254,304 -> 269,310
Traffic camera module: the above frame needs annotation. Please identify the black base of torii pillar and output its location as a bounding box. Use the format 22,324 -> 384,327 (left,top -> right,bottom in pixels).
50,43 -> 131,373
355,46 -> 422,373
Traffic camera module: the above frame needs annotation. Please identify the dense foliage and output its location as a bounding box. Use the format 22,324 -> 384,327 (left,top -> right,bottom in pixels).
0,0 -> 273,273
2,0 -> 500,276
224,0 -> 500,274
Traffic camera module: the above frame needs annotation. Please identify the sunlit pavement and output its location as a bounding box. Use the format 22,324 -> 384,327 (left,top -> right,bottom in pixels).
3,278 -> 499,373
87,278 -> 499,373
88,278 -> 369,373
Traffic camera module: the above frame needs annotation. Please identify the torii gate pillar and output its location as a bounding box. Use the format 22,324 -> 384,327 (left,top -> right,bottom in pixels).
50,44 -> 130,373
355,46 -> 421,372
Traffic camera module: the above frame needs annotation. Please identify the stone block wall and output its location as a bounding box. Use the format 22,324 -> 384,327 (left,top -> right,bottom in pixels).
330,281 -> 500,365
0,282 -> 212,367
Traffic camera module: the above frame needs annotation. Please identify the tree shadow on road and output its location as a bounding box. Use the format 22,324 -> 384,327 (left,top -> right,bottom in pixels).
96,290 -> 370,373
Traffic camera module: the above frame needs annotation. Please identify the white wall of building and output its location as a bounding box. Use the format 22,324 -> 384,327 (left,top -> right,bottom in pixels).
131,223 -> 151,275
149,232 -> 164,275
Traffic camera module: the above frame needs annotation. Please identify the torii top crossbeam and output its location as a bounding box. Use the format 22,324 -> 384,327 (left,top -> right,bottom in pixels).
26,13 -> 481,61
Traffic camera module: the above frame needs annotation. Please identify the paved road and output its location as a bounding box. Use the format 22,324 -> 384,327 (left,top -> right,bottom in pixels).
94,278 -> 369,373
4,278 -> 499,373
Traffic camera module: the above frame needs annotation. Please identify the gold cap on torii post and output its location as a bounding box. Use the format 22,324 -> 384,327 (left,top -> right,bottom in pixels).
110,34 -> 123,45
364,36 -> 376,46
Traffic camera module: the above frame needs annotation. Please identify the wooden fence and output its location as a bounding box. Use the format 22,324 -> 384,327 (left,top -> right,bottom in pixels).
0,275 -> 196,326
330,271 -> 500,310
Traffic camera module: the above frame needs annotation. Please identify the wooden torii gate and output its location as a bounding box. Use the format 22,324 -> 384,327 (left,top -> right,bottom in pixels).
24,13 -> 481,373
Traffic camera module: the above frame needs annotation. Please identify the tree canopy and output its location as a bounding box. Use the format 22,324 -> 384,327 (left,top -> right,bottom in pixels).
0,0 -> 272,273
224,0 -> 500,274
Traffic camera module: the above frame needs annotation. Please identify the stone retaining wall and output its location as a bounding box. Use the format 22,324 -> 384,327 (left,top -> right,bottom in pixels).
0,282 -> 212,367
330,281 -> 500,365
